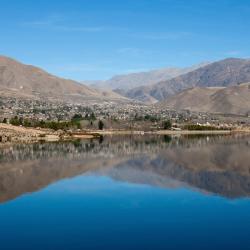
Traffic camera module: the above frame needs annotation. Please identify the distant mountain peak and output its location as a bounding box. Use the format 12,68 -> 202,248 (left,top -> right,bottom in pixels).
85,62 -> 211,92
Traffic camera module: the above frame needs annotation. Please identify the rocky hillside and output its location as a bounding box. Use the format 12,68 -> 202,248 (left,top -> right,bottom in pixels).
0,56 -> 124,102
124,58 -> 250,103
158,83 -> 250,115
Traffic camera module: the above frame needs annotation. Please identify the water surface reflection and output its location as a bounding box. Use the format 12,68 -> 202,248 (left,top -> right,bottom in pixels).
0,134 -> 250,203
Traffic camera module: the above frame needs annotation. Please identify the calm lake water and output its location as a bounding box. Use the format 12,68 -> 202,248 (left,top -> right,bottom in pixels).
0,134 -> 250,249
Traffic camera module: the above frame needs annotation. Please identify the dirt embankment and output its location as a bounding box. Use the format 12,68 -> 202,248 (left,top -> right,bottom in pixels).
0,123 -> 99,143
0,123 -> 56,143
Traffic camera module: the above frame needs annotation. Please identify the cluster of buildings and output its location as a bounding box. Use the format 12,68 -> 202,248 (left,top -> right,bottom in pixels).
0,96 -> 249,129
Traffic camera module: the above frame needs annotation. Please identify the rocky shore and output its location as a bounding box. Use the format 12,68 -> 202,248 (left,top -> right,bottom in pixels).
0,123 -> 99,143
1,123 -> 249,144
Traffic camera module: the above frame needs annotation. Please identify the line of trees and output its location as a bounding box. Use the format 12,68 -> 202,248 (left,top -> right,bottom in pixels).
8,116 -> 81,131
71,113 -> 96,122
5,113 -> 105,131
184,124 -> 228,131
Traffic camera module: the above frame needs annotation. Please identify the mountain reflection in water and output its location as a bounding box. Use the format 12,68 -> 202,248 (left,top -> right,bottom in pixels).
0,134 -> 250,203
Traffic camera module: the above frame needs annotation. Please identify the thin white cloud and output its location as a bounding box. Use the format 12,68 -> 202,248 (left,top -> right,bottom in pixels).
116,47 -> 150,56
117,47 -> 141,54
21,16 -> 107,33
224,51 -> 241,57
130,31 -> 192,40
21,15 -> 192,39
21,14 -> 63,27
55,26 -> 104,32
120,68 -> 152,74
48,62 -> 153,78
53,63 -> 115,73
116,47 -> 156,59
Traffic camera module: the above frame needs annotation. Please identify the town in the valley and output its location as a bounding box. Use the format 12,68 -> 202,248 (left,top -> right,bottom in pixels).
0,96 -> 249,140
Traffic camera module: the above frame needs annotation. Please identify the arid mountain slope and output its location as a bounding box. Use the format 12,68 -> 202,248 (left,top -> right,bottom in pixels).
124,58 -> 250,103
158,83 -> 250,115
0,56 -> 124,102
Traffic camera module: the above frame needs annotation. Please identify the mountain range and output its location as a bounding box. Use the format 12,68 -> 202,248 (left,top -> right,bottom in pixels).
0,56 -> 124,103
86,62 -> 209,91
121,58 -> 250,103
0,55 -> 250,116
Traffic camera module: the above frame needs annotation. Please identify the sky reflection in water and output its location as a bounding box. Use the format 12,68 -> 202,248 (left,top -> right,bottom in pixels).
0,135 -> 250,249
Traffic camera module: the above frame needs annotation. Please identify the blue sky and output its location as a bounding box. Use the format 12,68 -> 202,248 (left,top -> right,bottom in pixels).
1,0 -> 250,80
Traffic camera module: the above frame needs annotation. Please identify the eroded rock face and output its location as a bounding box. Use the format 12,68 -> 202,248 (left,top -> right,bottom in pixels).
0,134 -> 249,203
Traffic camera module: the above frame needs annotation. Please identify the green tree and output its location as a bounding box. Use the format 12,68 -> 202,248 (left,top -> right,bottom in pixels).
19,117 -> 24,125
71,114 -> 83,122
10,116 -> 20,126
24,119 -> 32,127
76,122 -> 82,129
163,120 -> 172,130
90,112 -> 96,120
98,120 -> 104,130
